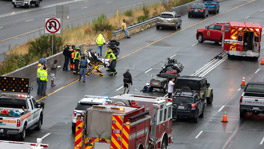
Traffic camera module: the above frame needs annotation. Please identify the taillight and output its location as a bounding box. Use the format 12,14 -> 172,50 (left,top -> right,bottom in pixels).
200,9 -> 204,12
240,96 -> 243,103
73,111 -> 76,117
17,119 -> 20,127
191,104 -> 196,108
197,91 -> 200,95
189,8 -> 193,11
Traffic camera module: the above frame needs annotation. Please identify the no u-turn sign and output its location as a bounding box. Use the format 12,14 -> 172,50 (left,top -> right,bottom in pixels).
45,18 -> 61,34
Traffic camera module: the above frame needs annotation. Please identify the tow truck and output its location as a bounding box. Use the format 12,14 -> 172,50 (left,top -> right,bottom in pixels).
74,94 -> 173,149
0,77 -> 44,140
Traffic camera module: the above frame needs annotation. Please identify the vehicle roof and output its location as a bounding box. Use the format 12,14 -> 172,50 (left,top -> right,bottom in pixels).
191,2 -> 206,6
79,95 -> 109,104
177,76 -> 205,81
111,94 -> 167,104
229,22 -> 261,28
174,91 -> 196,97
90,104 -> 138,114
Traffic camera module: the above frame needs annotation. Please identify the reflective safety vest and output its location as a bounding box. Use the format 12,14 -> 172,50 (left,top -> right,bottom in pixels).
96,34 -> 105,46
74,51 -> 81,61
39,69 -> 48,82
108,53 -> 116,60
71,49 -> 76,59
105,48 -> 113,58
37,68 -> 42,79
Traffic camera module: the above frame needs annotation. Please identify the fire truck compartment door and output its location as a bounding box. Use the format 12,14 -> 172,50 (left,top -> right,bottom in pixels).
86,110 -> 113,139
94,142 -> 111,149
223,31 -> 230,51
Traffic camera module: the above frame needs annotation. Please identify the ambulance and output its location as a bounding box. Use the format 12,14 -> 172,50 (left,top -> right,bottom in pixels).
223,21 -> 262,60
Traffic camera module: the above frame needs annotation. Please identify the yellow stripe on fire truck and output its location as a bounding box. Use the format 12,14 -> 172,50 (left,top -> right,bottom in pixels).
75,119 -> 84,149
110,115 -> 123,149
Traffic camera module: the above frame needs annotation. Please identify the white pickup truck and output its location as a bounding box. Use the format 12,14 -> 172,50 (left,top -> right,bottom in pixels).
240,82 -> 264,119
0,93 -> 44,140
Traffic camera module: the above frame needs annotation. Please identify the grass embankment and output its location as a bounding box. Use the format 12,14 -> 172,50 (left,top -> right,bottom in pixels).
1,0 -> 193,75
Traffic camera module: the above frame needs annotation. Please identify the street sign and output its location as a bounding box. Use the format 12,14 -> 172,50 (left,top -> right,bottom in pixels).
45,18 -> 61,34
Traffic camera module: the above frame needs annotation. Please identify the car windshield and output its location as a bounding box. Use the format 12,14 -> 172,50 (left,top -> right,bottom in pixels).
0,98 -> 27,109
191,3 -> 204,9
175,79 -> 199,90
245,84 -> 264,93
160,14 -> 174,18
173,96 -> 194,103
75,103 -> 101,110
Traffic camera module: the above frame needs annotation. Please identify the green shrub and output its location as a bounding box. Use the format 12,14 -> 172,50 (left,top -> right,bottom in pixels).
28,34 -> 64,57
143,6 -> 149,18
0,54 -> 30,74
124,10 -> 133,17
137,15 -> 149,22
92,14 -> 113,32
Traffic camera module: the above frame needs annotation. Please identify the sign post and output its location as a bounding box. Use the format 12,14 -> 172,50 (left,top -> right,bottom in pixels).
45,18 -> 61,55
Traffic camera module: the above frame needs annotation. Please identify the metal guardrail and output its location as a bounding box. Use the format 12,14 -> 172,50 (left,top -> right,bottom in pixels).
111,17 -> 158,37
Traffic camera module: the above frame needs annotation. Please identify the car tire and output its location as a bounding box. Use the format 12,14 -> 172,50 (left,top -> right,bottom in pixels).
197,33 -> 204,43
13,4 -> 17,8
206,92 -> 213,104
36,1 -> 40,7
217,8 -> 220,13
18,126 -> 26,141
178,23 -> 181,29
161,137 -> 167,149
240,110 -> 246,119
36,114 -> 43,131
253,57 -> 258,61
156,25 -> 160,30
72,124 -> 75,134
174,24 -> 178,30
188,14 -> 191,18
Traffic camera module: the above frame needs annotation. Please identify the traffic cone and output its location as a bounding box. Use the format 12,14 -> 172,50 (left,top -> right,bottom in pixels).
261,55 -> 264,65
241,75 -> 246,87
221,109 -> 228,123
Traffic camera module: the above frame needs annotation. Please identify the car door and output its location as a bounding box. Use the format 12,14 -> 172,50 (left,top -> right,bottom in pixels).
194,95 -> 201,115
204,24 -> 215,40
213,25 -> 223,41
29,98 -> 39,126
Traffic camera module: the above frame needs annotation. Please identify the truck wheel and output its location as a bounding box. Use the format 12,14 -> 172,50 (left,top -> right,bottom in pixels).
206,92 -> 213,104
72,124 -> 76,134
36,1 -> 40,7
240,110 -> 246,119
13,4 -> 17,8
197,34 -> 204,43
36,115 -> 43,130
18,126 -> 26,141
161,138 -> 167,149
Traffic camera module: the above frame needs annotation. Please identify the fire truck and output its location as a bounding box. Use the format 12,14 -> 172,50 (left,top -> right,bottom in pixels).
223,21 -> 262,60
74,94 -> 173,149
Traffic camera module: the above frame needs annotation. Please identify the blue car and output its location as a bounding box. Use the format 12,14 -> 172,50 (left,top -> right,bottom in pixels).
202,0 -> 220,14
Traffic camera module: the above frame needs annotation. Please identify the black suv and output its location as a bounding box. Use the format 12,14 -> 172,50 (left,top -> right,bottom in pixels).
174,76 -> 213,104
172,91 -> 205,122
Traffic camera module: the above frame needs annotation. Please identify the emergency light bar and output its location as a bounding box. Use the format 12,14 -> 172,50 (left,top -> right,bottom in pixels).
0,93 -> 29,98
0,77 -> 29,93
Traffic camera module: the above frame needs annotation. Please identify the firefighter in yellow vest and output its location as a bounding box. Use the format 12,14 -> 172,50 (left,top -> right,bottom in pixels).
70,45 -> 76,71
96,34 -> 106,57
104,44 -> 113,58
107,51 -> 117,76
73,47 -> 81,74
39,66 -> 48,96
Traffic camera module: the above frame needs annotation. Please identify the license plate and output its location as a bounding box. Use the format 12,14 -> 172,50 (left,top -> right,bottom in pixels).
0,129 -> 4,133
164,20 -> 168,23
178,106 -> 185,110
195,9 -> 198,12
252,107 -> 260,111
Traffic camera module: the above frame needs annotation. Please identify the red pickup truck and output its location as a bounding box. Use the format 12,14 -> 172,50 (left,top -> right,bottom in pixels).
196,23 -> 229,43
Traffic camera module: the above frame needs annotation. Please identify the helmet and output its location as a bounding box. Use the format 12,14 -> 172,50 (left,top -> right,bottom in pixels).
77,47 -> 81,50
38,63 -> 42,67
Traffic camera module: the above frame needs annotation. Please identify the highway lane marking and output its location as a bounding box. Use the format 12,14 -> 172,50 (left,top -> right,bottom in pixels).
261,9 -> 264,12
199,56 -> 228,77
237,88 -> 241,91
145,68 -> 152,73
170,54 -> 177,59
106,1 -> 112,4
195,131 -> 203,139
0,27 -> 2,29
116,86 -> 123,91
218,105 -> 225,112
192,42 -> 198,46
191,58 -> 217,76
260,137 -> 264,145
245,16 -> 250,19
36,0 -> 256,102
25,19 -> 34,23
255,68 -> 260,74
41,133 -> 51,140
223,125 -> 239,148
82,6 -> 88,9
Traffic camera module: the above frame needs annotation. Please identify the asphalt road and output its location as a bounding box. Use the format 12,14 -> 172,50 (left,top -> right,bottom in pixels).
1,0 -> 264,148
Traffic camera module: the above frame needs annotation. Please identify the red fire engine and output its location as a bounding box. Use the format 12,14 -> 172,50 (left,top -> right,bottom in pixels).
74,94 -> 173,149
223,21 -> 262,59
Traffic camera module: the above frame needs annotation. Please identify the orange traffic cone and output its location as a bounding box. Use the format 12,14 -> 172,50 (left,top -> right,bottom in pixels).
222,109 -> 228,123
261,55 -> 264,65
241,75 -> 246,87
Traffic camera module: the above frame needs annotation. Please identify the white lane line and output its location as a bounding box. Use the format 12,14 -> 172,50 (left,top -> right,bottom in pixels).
255,68 -> 260,74
106,1 -> 112,3
191,59 -> 217,76
145,68 -> 152,73
261,9 -> 264,12
199,56 -> 227,77
25,19 -> 34,22
0,27 -> 3,29
237,88 -> 241,91
218,105 -> 225,112
245,16 -> 250,19
82,6 -> 87,9
192,42 -> 198,46
41,133 -> 50,140
260,137 -> 264,145
116,86 -> 123,91
170,54 -> 177,59
195,131 -> 203,139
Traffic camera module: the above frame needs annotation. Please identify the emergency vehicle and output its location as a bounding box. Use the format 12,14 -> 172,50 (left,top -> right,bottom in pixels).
0,77 -> 44,140
223,21 -> 262,59
0,138 -> 49,149
74,94 -> 173,149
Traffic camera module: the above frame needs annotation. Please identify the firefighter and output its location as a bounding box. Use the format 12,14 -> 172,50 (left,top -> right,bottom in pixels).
73,47 -> 81,74
107,51 -> 117,76
104,44 -> 113,58
96,34 -> 106,57
70,45 -> 76,71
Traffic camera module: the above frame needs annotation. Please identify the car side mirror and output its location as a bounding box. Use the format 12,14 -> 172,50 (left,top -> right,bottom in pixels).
205,26 -> 209,29
207,83 -> 210,87
37,102 -> 45,109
